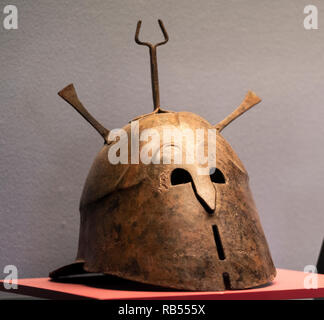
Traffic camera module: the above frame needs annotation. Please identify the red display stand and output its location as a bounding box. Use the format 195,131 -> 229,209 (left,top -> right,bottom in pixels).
0,269 -> 323,300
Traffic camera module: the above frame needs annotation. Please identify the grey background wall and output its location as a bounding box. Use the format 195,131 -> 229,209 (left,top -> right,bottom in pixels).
1,0 -> 324,295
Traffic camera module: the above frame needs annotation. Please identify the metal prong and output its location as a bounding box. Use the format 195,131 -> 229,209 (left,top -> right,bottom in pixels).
156,19 -> 169,47
135,20 -> 151,48
135,20 -> 169,110
215,91 -> 262,132
58,84 -> 109,142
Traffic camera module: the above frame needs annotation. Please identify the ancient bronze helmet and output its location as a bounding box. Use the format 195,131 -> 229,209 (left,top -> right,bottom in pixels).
50,20 -> 276,290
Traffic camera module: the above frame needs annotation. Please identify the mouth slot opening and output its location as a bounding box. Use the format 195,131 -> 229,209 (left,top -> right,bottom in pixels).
212,224 -> 225,260
223,272 -> 231,290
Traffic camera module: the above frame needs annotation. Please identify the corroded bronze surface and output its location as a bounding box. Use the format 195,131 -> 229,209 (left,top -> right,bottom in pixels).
50,21 -> 276,290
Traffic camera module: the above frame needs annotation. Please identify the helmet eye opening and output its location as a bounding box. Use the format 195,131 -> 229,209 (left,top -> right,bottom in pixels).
171,168 -> 192,185
210,168 -> 225,184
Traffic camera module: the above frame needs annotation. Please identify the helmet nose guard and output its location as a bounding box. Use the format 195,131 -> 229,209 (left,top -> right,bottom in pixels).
191,171 -> 216,213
